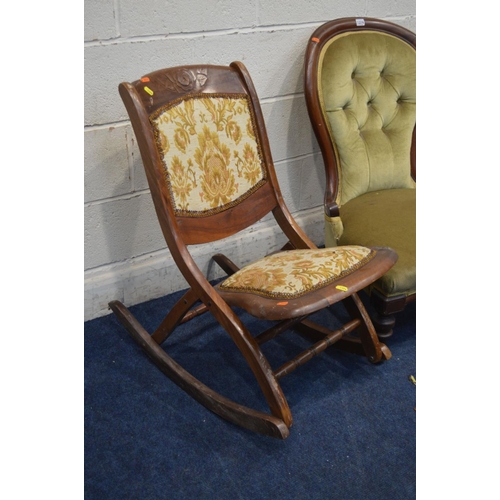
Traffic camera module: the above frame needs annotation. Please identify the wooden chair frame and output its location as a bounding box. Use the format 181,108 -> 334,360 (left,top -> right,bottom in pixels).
109,61 -> 397,438
303,18 -> 416,337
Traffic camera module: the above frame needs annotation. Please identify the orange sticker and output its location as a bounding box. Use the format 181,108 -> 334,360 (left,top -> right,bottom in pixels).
140,77 -> 150,82
311,37 -> 320,43
277,302 -> 289,306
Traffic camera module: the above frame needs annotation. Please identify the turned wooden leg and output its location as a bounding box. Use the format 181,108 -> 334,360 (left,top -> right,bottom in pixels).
371,310 -> 397,339
370,289 -> 413,339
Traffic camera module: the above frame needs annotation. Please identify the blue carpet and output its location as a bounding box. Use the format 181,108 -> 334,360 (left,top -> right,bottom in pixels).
85,289 -> 416,499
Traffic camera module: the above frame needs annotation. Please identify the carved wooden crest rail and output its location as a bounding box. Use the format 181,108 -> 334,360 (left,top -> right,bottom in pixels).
163,68 -> 208,93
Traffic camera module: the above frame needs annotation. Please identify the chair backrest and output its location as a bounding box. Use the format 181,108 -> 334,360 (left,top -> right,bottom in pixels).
119,63 -> 287,247
304,18 -> 416,211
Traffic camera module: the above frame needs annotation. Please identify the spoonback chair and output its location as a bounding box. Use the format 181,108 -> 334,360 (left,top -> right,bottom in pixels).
110,61 -> 398,439
304,18 -> 416,337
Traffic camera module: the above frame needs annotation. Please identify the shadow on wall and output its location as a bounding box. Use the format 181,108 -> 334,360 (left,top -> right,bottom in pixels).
84,126 -> 141,271
268,47 -> 324,241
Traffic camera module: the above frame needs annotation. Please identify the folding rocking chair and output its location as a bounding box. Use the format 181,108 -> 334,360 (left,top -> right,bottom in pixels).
109,61 -> 398,439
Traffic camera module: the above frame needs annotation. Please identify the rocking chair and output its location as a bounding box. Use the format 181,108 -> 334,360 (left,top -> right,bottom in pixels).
109,61 -> 398,439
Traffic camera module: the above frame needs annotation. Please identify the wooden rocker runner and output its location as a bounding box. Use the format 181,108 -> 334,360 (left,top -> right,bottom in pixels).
110,61 -> 397,439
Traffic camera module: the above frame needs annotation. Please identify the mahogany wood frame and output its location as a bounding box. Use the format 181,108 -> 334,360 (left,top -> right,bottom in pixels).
303,18 -> 416,337
109,61 -> 397,438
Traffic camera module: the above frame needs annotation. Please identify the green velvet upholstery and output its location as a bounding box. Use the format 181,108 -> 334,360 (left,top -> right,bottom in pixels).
319,31 -> 416,206
335,188 -> 415,297
316,27 -> 416,302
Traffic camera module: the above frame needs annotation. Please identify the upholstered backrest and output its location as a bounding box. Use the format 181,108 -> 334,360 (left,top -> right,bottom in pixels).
318,31 -> 416,206
150,93 -> 267,217
120,64 -> 286,246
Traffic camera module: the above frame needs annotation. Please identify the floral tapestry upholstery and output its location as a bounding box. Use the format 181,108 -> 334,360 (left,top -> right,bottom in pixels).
150,94 -> 267,217
219,246 -> 375,299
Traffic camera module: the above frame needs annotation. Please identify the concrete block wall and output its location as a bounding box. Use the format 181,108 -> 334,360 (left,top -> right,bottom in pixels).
84,0 -> 416,321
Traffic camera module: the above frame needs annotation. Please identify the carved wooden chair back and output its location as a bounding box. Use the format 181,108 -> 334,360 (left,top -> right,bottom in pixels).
119,63 -> 299,247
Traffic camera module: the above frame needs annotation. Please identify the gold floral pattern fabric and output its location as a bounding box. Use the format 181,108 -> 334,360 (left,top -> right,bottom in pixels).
150,94 -> 266,217
219,246 -> 375,299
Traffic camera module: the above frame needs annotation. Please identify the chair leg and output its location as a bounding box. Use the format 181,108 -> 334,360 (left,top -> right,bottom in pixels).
151,287 -> 200,344
370,289 -> 412,339
341,293 -> 391,362
109,300 -> 291,439
295,293 -> 391,362
206,298 -> 294,428
371,310 -> 397,339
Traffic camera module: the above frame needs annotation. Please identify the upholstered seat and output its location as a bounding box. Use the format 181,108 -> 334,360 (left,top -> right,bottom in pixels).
338,189 -> 416,297
304,18 -> 416,337
220,246 -> 374,299
217,246 -> 381,320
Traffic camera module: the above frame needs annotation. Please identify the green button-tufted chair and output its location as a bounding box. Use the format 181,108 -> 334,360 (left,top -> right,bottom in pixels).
304,18 -> 416,338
